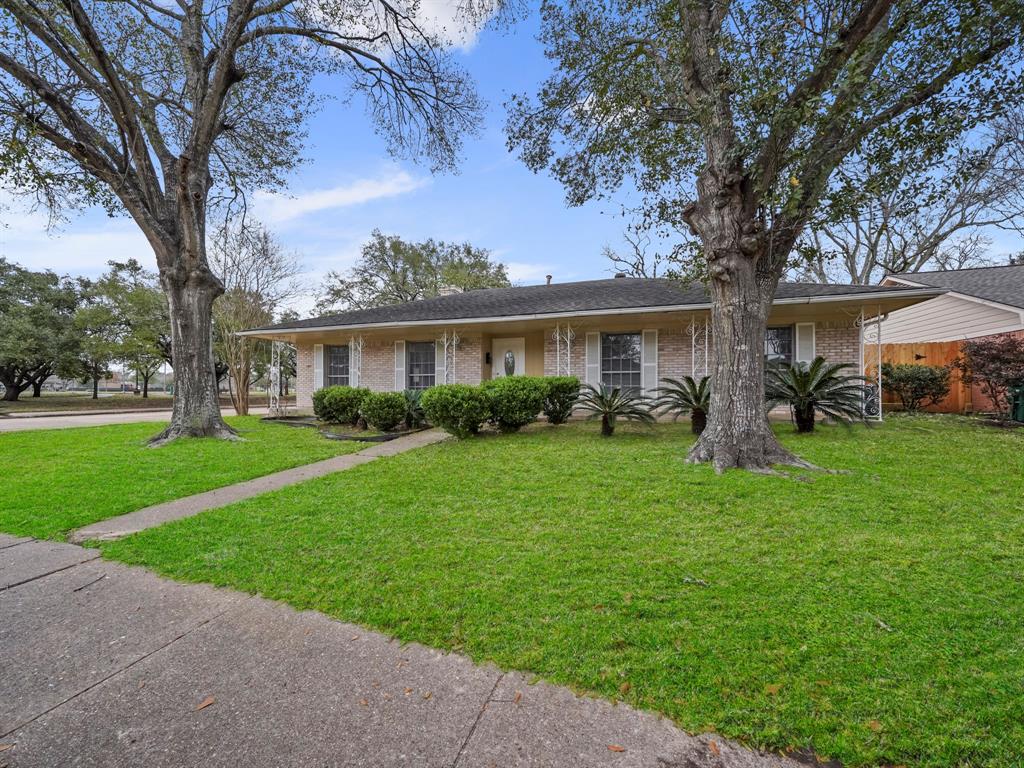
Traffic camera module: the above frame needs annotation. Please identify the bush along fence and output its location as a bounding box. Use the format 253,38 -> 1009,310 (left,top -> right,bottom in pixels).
876,332 -> 1024,417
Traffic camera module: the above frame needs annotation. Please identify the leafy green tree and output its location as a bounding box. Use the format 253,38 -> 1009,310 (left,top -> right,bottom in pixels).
95,260 -> 168,397
0,0 -> 486,443
317,230 -> 511,312
72,278 -> 123,399
507,1 -> 1024,470
0,259 -> 78,401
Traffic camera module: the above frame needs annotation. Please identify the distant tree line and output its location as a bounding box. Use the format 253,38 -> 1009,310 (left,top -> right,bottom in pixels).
0,221 -> 300,407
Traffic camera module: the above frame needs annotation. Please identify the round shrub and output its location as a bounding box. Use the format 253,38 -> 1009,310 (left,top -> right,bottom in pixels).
420,384 -> 490,438
541,376 -> 580,424
360,391 -> 407,431
312,386 -> 369,425
482,376 -> 547,432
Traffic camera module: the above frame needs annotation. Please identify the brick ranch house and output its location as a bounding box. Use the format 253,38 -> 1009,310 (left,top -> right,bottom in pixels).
243,277 -> 944,411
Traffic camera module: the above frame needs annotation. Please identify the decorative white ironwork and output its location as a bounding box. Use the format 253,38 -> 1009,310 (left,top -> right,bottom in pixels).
551,323 -> 575,376
439,330 -> 460,384
269,341 -> 284,416
349,335 -> 364,387
687,317 -> 710,377
856,306 -> 886,422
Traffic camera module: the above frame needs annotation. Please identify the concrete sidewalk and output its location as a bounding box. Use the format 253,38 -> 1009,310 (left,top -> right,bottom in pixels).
0,408 -> 267,433
69,429 -> 450,544
0,535 -> 797,768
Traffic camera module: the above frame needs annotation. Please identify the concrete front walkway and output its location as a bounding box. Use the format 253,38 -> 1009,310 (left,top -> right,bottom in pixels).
0,535 -> 798,768
0,408 -> 267,433
70,429 -> 451,544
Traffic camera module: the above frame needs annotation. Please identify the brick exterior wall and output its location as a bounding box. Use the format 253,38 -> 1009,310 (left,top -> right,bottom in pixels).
813,321 -> 861,368
453,334 -> 483,386
295,343 -> 314,409
293,320 -> 861,410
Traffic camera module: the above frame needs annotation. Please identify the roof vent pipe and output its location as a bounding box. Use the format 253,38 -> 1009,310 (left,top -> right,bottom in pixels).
546,275 -> 552,285
614,272 -> 627,279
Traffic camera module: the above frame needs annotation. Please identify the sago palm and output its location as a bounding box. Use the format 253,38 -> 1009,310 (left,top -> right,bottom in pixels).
576,383 -> 655,436
766,357 -> 867,433
654,376 -> 711,434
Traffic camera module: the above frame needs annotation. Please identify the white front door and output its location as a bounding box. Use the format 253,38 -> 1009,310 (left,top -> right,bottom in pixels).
491,337 -> 526,378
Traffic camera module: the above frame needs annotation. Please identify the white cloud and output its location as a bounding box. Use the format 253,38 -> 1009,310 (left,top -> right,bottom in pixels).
412,0 -> 496,51
0,197 -> 154,277
253,170 -> 427,225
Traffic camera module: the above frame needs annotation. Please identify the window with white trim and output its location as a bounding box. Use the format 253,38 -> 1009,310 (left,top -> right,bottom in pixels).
325,345 -> 350,387
765,326 -> 794,364
601,332 -> 642,390
406,342 -> 436,390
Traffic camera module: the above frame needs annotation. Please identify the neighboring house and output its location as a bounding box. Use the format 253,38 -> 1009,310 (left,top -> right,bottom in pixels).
243,277 -> 943,411
881,264 -> 1024,343
879,264 -> 1024,414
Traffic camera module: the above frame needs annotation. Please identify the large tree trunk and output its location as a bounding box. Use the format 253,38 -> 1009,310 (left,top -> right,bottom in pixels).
2,383 -> 22,401
142,375 -> 150,398
149,263 -> 236,444
684,183 -> 810,472
92,376 -> 99,399
32,381 -> 42,397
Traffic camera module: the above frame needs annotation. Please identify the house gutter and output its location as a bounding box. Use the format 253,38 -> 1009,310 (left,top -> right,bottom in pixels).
239,286 -> 946,336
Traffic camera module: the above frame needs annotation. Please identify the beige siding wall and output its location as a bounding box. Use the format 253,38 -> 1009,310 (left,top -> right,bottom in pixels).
881,294 -> 1023,343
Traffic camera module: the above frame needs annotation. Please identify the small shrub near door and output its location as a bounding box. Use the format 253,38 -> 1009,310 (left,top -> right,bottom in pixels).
421,384 -> 491,438
880,363 -> 951,412
481,376 -> 548,432
313,386 -> 370,425
360,392 -> 407,431
403,389 -> 427,429
542,376 -> 580,424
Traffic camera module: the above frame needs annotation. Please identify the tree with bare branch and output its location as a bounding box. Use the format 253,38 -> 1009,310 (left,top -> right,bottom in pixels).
0,0 -> 488,442
508,0 -> 1024,471
210,221 -> 301,415
797,115 -> 1024,284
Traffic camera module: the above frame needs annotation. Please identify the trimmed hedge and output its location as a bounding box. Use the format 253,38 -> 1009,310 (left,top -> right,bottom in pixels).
481,376 -> 548,432
313,386 -> 370,425
541,376 -> 580,424
420,384 -> 490,438
360,391 -> 407,431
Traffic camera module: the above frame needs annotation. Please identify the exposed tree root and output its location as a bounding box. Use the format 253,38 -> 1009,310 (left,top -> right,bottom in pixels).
148,421 -> 240,447
686,429 -> 827,474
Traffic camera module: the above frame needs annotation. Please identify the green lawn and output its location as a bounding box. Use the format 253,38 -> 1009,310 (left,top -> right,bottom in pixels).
101,417 -> 1024,767
0,416 -> 362,539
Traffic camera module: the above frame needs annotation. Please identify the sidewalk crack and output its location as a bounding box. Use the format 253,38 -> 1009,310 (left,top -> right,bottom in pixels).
451,672 -> 504,768
1,554 -> 100,592
0,602 -> 239,740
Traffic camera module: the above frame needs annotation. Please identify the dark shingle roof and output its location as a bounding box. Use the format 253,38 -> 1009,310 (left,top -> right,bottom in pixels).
889,264 -> 1024,309
251,277 -> 934,332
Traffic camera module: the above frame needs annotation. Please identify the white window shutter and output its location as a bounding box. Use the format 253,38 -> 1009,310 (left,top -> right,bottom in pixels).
348,342 -> 358,387
795,322 -> 816,364
435,339 -> 447,385
394,341 -> 406,391
585,332 -> 601,387
313,344 -> 324,391
641,329 -> 658,395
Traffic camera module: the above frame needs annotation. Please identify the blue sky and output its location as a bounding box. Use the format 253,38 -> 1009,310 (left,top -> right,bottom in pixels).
1,8 -> 1021,314
0,12 -> 635,312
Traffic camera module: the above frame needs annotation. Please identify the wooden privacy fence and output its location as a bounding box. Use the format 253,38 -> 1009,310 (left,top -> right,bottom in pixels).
868,340 -> 996,414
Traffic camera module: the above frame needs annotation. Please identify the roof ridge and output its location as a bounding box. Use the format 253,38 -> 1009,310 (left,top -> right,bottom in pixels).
891,263 -> 1024,277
